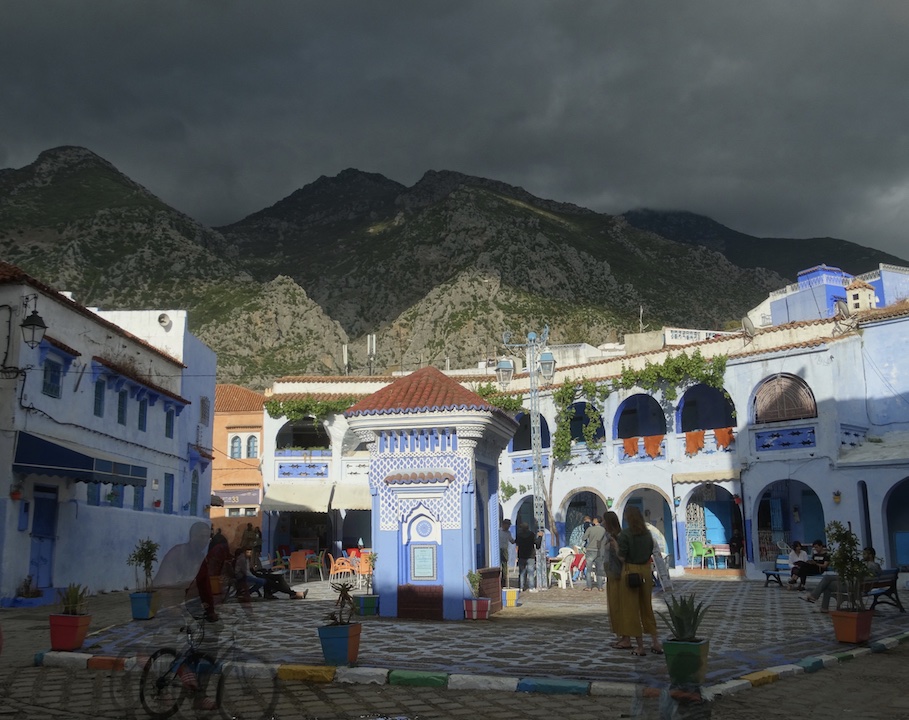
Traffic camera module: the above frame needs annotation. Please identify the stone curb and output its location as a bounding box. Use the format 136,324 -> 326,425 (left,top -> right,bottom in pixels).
35,631 -> 909,697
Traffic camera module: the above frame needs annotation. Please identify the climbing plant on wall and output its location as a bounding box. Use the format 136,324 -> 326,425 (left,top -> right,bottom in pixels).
473,382 -> 526,413
264,397 -> 359,422
550,350 -> 727,462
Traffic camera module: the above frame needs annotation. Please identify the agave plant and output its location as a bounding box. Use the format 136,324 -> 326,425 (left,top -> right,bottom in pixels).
657,593 -> 709,641
57,583 -> 90,616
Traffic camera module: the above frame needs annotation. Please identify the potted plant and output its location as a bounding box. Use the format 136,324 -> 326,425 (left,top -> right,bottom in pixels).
657,593 -> 710,686
49,583 -> 91,651
127,537 -> 161,620
464,570 -> 491,619
317,582 -> 361,665
9,484 -> 23,501
355,553 -> 380,616
825,520 -> 876,643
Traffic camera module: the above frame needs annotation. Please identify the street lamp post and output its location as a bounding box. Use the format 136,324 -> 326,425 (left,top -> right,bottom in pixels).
496,328 -> 556,591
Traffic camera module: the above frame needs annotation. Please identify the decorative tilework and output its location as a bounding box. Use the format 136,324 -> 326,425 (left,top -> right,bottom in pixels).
277,462 -> 329,478
754,426 -> 817,452
371,452 -> 471,531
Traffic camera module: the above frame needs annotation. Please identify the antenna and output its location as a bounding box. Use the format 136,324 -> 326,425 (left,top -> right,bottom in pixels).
639,305 -> 650,333
832,299 -> 857,336
342,344 -> 348,375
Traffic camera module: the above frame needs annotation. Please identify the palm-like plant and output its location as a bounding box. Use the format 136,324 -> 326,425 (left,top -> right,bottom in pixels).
324,582 -> 359,625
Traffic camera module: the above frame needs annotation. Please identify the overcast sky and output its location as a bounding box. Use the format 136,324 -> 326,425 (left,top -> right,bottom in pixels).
3,1 -> 909,256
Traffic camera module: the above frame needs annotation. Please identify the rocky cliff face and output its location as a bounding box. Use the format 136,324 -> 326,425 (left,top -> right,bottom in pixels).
5,146 -> 879,389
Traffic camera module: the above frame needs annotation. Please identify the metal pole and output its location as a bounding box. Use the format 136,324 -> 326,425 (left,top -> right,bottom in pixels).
527,333 -> 547,591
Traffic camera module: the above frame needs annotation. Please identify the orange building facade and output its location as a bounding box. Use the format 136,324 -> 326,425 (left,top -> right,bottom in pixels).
212,384 -> 265,549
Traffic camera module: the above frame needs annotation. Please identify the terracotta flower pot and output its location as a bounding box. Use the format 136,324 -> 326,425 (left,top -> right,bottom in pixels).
830,609 -> 874,643
49,614 -> 92,651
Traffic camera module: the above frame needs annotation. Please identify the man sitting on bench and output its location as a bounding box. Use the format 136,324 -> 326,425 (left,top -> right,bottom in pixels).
789,540 -> 829,591
801,546 -> 881,611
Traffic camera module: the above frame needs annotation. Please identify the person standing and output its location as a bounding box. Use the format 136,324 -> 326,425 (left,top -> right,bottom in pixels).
602,511 -> 624,643
582,516 -> 607,591
614,506 -> 662,655
515,522 -> 544,592
499,519 -> 515,587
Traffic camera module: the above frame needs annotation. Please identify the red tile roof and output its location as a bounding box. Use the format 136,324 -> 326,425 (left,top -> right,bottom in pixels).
215,384 -> 265,412
345,366 -> 497,417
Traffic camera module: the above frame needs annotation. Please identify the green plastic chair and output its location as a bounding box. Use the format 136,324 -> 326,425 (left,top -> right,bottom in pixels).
689,541 -> 716,569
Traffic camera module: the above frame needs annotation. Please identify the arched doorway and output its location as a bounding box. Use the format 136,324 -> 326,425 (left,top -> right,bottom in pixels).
885,477 -> 909,568
563,490 -> 608,548
620,487 -> 675,567
756,479 -> 823,561
684,484 -> 743,567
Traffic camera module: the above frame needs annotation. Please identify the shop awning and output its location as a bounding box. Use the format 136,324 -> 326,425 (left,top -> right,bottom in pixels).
260,480 -> 332,512
330,479 -> 372,510
672,469 -> 740,484
13,431 -> 148,487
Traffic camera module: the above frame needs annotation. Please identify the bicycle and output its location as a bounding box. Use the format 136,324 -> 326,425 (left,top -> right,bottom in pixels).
139,613 -> 222,718
138,607 -> 279,719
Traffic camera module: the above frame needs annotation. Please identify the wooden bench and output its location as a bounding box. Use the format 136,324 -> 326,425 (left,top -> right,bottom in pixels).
864,568 -> 905,612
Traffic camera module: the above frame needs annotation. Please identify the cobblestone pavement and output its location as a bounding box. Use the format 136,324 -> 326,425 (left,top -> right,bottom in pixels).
69,578 -> 909,686
1,576 -> 909,718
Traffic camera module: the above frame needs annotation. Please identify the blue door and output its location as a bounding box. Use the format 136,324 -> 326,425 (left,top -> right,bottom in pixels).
703,501 -> 732,545
29,486 -> 58,588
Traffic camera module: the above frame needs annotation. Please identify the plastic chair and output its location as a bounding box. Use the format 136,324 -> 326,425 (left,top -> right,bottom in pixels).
329,556 -> 356,584
548,553 -> 574,589
689,541 -> 716,569
354,552 -> 374,589
305,549 -> 326,582
288,550 -> 309,583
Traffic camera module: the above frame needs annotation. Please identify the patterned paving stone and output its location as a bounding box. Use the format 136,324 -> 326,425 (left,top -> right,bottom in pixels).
74,576 -> 909,688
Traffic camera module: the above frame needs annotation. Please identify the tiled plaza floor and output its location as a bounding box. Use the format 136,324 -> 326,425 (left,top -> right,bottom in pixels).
77,576 -> 909,688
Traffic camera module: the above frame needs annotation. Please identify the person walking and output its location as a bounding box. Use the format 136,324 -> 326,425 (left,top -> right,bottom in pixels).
515,522 -> 544,592
613,506 -> 663,656
582,516 -> 607,591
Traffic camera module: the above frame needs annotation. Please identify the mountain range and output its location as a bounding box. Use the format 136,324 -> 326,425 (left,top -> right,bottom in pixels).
2,147 -> 904,390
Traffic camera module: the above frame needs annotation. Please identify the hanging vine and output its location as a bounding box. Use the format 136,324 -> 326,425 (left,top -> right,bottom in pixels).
473,382 -> 526,413
264,397 -> 359,422
550,351 -> 727,462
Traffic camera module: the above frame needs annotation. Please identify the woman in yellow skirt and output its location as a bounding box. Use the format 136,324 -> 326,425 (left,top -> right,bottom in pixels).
613,506 -> 664,656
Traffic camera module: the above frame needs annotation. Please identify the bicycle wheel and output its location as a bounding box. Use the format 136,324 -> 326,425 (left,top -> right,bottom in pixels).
139,648 -> 186,719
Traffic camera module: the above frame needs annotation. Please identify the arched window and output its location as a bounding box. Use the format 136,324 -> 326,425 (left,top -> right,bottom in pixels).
509,412 -> 552,452
567,402 -> 605,443
246,435 -> 258,459
754,374 -> 817,424
678,384 -> 735,432
276,418 -> 330,450
614,394 -> 666,438
229,436 -> 242,459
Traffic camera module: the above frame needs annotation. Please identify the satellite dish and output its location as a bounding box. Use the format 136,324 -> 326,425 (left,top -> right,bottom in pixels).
741,317 -> 756,337
834,300 -> 850,319
157,313 -> 172,329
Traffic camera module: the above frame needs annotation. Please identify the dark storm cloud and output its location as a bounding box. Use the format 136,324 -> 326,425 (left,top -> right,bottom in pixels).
2,1 -> 909,257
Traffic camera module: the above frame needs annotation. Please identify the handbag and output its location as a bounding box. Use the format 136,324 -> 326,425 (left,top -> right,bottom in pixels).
626,572 -> 642,589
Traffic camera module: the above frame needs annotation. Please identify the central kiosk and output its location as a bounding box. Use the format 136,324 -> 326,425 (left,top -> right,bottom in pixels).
345,366 -> 518,620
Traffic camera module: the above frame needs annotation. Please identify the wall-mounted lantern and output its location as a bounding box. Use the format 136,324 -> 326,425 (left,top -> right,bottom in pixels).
833,490 -> 842,504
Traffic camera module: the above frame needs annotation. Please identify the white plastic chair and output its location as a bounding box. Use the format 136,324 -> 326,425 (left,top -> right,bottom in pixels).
548,552 -> 575,589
